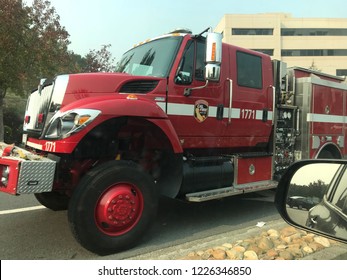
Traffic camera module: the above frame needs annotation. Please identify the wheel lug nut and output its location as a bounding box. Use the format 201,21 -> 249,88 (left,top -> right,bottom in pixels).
108,215 -> 113,220
111,200 -> 116,204
125,195 -> 130,200
108,208 -> 112,212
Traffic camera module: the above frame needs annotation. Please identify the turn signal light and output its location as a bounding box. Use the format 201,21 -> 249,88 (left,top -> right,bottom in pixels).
74,114 -> 91,126
126,94 -> 138,100
38,113 -> 45,124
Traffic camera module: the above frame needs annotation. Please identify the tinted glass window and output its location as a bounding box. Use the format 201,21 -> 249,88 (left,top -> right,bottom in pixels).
233,28 -> 273,35
237,51 -> 263,89
251,49 -> 274,56
282,49 -> 347,57
176,40 -> 206,84
337,69 -> 347,76
195,41 -> 205,81
281,28 -> 347,36
175,41 -> 194,84
116,37 -> 182,77
331,168 -> 347,214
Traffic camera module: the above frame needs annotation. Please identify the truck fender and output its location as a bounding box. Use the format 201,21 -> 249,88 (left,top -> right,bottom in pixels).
63,97 -> 184,154
315,142 -> 342,159
95,98 -> 183,154
71,98 -> 184,198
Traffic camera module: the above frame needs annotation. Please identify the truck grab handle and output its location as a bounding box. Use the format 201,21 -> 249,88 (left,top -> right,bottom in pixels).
272,86 -> 276,125
228,79 -> 233,124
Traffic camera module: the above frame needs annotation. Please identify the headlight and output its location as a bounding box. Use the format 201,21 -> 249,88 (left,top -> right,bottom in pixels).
45,109 -> 101,139
1,166 -> 10,186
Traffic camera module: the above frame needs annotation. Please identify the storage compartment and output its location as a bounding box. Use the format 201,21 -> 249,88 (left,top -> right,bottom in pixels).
234,156 -> 272,185
0,143 -> 56,195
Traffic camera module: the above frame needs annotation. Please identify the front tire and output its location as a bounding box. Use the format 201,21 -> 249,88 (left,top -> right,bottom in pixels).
68,161 -> 158,255
34,192 -> 70,211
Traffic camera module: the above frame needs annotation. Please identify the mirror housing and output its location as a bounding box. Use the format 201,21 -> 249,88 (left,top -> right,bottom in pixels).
275,160 -> 347,244
205,32 -> 222,81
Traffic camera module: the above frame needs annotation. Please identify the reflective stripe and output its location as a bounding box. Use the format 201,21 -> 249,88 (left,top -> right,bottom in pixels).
307,113 -> 345,123
26,141 -> 43,150
157,102 -> 273,121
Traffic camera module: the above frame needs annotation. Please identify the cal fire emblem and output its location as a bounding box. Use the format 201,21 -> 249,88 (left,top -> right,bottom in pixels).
194,100 -> 209,123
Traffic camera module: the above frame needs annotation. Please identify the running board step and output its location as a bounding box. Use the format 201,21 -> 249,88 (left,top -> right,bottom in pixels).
185,180 -> 278,202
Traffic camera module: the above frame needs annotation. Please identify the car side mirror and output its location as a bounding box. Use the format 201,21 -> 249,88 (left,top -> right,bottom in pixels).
275,160 -> 347,244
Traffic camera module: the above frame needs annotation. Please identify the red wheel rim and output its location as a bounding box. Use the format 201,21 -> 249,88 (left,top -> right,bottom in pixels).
95,183 -> 144,236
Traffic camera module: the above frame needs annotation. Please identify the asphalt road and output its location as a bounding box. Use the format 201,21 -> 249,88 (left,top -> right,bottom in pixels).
0,190 -> 280,260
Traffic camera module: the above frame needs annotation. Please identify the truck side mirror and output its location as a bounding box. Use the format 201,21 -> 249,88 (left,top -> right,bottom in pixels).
205,32 -> 222,82
275,160 -> 347,244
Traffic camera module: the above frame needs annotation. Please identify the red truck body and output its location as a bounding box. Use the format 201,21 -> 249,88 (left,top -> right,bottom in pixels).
1,29 -> 346,254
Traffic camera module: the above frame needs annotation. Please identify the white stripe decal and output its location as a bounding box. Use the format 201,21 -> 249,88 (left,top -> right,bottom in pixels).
157,102 -> 272,121
167,103 -> 194,116
256,110 -> 263,120
307,113 -> 345,123
26,141 -> 43,150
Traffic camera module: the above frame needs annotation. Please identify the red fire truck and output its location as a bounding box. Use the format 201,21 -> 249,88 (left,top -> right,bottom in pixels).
0,28 -> 346,254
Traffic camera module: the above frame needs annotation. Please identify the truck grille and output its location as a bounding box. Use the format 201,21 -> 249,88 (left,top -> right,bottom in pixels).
23,75 -> 69,137
119,80 -> 159,93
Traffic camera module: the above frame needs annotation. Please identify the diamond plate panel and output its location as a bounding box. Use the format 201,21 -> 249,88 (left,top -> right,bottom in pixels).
17,160 -> 56,194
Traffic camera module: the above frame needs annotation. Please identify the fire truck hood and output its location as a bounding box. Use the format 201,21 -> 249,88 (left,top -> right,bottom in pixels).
65,72 -> 163,95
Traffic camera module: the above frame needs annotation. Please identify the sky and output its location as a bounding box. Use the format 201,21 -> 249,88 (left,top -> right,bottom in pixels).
24,0 -> 347,62
291,163 -> 341,185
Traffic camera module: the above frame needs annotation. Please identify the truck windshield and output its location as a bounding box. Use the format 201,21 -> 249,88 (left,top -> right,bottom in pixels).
116,36 -> 182,77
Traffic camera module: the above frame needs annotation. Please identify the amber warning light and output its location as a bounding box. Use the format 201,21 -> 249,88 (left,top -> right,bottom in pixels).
211,42 -> 216,61
205,32 -> 222,64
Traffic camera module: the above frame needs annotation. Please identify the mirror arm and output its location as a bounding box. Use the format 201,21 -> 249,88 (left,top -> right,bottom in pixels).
310,216 -> 318,225
184,80 -> 209,97
193,27 -> 212,38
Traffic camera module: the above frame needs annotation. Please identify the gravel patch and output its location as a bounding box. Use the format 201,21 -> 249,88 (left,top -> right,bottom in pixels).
128,219 -> 347,260
181,226 -> 336,260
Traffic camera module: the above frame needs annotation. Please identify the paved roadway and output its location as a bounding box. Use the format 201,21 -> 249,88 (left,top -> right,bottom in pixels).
0,190 -> 279,260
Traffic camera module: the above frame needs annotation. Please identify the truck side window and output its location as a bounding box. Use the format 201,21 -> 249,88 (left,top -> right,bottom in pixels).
175,41 -> 194,84
175,40 -> 205,84
236,51 -> 263,89
331,169 -> 347,214
195,41 -> 205,81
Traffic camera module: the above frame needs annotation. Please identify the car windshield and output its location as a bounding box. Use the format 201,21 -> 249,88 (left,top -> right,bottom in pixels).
116,36 -> 182,78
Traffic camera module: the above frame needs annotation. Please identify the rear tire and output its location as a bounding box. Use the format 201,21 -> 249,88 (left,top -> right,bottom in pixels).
68,161 -> 157,255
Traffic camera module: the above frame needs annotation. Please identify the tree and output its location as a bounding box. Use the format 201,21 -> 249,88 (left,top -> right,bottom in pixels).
0,0 -> 29,141
0,0 -> 71,141
83,44 -> 116,72
0,0 -> 116,142
309,61 -> 321,72
25,0 -> 71,87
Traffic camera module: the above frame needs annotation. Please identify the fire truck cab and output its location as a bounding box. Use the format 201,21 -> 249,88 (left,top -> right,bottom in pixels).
0,28 -> 346,254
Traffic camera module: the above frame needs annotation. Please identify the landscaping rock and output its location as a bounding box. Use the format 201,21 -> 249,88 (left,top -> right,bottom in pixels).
243,250 -> 259,260
181,225 -> 338,260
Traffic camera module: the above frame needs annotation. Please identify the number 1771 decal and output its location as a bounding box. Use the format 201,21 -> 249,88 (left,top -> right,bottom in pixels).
241,109 -> 256,119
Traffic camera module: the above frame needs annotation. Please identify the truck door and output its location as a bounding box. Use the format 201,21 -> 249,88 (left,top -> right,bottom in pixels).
223,49 -> 273,150
166,39 -> 226,149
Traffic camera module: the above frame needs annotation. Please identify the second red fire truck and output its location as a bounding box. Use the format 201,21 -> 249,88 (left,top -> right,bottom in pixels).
0,28 -> 347,254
